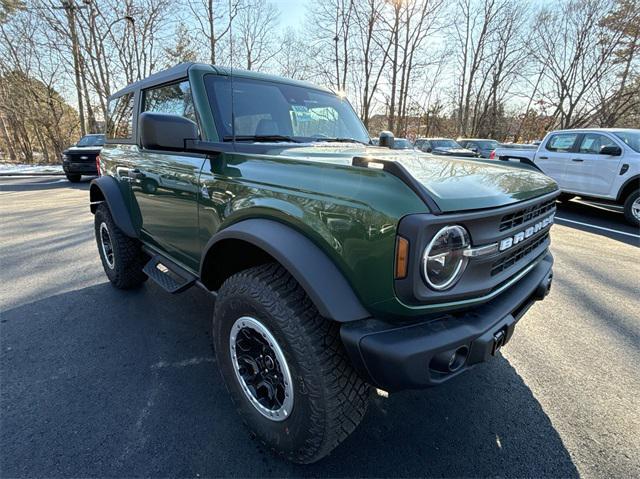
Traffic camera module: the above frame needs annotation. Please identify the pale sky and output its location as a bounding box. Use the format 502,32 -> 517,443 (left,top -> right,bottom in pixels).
271,0 -> 309,29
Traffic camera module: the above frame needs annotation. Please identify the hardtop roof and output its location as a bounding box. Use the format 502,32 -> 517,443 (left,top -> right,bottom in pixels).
109,63 -> 333,100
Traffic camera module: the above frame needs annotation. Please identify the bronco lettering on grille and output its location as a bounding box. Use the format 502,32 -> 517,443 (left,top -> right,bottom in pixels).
499,214 -> 554,252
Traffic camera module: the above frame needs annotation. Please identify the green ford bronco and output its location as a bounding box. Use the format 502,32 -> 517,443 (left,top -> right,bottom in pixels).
90,63 -> 558,463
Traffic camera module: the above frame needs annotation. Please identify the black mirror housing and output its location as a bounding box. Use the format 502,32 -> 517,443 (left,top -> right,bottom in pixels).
599,145 -> 622,156
379,131 -> 395,148
139,112 -> 199,151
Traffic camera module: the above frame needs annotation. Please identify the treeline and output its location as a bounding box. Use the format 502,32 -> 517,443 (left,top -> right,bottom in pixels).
0,0 -> 638,163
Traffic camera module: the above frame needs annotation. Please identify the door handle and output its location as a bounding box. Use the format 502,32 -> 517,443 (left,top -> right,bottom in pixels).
571,158 -> 584,162
538,156 -> 548,160
129,168 -> 145,179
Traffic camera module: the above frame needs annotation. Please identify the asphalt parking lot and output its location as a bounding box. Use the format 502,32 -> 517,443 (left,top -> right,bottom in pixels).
1,176 -> 639,478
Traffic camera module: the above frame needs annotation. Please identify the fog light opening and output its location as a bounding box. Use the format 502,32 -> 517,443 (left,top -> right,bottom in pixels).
430,345 -> 469,373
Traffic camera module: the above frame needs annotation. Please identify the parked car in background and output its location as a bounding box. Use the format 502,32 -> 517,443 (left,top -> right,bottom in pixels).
390,138 -> 415,150
414,138 -> 477,157
62,133 -> 104,182
457,138 -> 500,158
497,143 -> 538,151
492,128 -> 640,226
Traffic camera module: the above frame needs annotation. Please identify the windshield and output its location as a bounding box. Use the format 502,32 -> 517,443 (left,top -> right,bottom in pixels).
477,140 -> 499,150
205,75 -> 370,144
392,139 -> 413,149
613,131 -> 640,153
432,139 -> 461,149
76,135 -> 105,147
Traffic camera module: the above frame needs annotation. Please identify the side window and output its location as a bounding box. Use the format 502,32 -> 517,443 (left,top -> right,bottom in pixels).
578,133 -> 616,154
546,133 -> 578,152
107,93 -> 134,140
142,81 -> 196,123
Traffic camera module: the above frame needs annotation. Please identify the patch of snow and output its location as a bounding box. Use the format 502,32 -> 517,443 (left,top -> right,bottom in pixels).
0,163 -> 63,174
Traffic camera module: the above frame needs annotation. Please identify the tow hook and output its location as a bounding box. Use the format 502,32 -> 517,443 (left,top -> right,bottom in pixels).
492,329 -> 506,355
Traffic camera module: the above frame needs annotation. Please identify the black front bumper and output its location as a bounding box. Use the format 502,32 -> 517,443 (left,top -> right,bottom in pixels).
63,160 -> 98,175
341,253 -> 553,392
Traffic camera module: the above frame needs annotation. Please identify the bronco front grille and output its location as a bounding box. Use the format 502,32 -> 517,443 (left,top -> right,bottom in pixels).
491,232 -> 549,276
499,199 -> 556,232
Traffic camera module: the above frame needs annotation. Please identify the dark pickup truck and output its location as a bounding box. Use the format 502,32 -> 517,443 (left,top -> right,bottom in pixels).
62,134 -> 103,182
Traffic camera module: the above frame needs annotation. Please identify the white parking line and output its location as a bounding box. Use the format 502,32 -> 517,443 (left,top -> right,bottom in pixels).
555,216 -> 640,239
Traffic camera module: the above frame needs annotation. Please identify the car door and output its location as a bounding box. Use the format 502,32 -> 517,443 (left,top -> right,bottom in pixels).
563,132 -> 623,197
535,132 -> 579,189
130,79 -> 206,271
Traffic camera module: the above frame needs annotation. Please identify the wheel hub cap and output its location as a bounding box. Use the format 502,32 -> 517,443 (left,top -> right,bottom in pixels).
99,222 -> 115,269
632,197 -> 640,221
229,316 -> 294,421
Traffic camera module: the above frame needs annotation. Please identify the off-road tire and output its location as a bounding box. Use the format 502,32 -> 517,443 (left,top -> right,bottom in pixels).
212,263 -> 370,464
66,174 -> 81,183
623,189 -> 639,227
94,204 -> 147,289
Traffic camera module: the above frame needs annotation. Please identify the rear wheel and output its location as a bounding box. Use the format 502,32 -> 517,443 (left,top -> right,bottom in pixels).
66,174 -> 81,182
623,189 -> 639,227
212,263 -> 370,464
94,204 -> 147,289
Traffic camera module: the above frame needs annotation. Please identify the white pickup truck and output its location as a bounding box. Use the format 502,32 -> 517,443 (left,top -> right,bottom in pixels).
492,128 -> 640,226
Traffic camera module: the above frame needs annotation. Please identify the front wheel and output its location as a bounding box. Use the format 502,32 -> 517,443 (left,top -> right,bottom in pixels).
94,204 -> 147,289
623,189 -> 640,227
212,263 -> 370,464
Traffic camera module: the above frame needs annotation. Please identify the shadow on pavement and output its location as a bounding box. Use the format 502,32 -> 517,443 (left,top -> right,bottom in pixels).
555,199 -> 639,247
0,282 -> 578,478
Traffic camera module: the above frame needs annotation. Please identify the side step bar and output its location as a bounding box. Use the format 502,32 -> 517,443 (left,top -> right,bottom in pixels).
142,253 -> 197,294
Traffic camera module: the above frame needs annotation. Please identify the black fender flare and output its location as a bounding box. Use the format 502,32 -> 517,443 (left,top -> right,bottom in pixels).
201,219 -> 371,323
89,176 -> 137,237
617,174 -> 640,202
497,155 -> 542,172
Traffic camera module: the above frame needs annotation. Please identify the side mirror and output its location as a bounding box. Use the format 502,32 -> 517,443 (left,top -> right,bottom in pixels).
426,148 -> 432,153
599,145 -> 621,156
470,146 -> 479,153
379,131 -> 394,148
139,112 -> 199,151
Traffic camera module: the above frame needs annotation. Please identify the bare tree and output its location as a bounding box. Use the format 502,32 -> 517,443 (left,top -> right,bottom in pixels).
452,0 -> 510,136
276,27 -> 315,80
351,0 -> 391,129
230,0 -> 280,70
185,0 -> 239,64
591,0 -> 640,127
531,0 -> 632,129
307,0 -> 355,91
0,9 -> 79,162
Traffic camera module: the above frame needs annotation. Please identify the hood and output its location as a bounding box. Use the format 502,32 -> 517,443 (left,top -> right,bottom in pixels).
275,143 -> 558,212
64,145 -> 103,154
433,147 -> 476,156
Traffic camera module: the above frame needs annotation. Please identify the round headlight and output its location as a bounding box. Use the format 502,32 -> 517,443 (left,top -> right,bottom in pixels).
422,225 -> 470,290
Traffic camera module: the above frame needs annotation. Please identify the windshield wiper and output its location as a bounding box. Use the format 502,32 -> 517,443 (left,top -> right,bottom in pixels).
223,135 -> 301,143
312,137 -> 367,145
